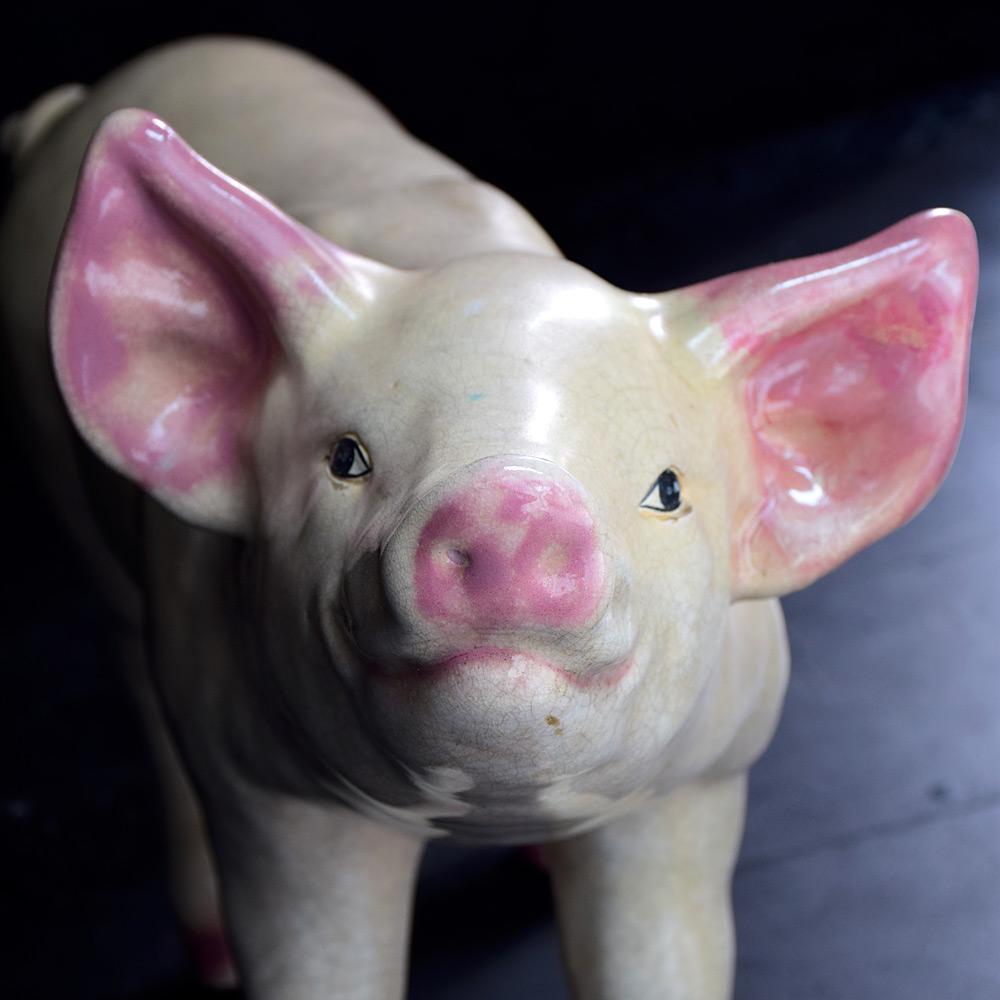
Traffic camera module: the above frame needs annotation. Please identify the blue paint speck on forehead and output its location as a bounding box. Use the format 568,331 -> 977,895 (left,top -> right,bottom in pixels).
468,392 -> 486,401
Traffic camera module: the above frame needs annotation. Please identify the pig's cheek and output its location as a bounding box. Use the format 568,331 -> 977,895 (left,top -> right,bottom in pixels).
633,515 -> 721,695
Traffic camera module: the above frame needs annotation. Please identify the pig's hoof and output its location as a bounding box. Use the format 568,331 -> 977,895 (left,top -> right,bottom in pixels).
185,924 -> 239,989
519,843 -> 550,870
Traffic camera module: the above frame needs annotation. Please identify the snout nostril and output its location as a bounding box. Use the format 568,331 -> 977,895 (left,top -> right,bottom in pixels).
445,547 -> 471,568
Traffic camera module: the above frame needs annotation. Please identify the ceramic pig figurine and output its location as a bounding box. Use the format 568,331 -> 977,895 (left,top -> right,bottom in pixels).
0,36 -> 977,999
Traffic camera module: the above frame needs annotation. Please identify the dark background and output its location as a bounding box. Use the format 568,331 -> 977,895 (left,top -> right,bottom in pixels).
1,5 -> 998,998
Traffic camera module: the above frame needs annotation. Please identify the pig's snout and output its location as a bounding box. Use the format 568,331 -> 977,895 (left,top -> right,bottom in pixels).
414,470 -> 604,629
381,460 -> 608,637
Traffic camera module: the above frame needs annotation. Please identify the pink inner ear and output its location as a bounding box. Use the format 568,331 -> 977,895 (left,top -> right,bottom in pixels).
50,110 -> 358,514
58,190 -> 276,495
747,279 -> 960,565
709,210 -> 978,592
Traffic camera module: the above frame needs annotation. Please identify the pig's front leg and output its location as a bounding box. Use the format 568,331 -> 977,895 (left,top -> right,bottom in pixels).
544,774 -> 746,1000
207,788 -> 425,1000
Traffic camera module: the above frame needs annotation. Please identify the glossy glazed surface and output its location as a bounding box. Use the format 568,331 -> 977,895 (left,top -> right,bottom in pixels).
0,35 -> 979,1000
668,211 -> 977,596
45,108 -> 978,840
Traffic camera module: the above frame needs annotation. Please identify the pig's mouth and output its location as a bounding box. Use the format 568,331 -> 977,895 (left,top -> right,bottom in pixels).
403,645 -> 633,688
330,550 -> 637,691
342,637 -> 634,691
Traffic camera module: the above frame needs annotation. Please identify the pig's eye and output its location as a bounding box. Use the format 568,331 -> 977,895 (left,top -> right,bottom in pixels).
640,468 -> 687,515
327,436 -> 372,480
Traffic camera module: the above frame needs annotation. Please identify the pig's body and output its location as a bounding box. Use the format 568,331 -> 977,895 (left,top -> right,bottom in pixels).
0,36 -> 975,1000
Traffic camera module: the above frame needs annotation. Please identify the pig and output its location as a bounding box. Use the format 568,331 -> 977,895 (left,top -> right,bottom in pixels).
0,34 -> 977,1000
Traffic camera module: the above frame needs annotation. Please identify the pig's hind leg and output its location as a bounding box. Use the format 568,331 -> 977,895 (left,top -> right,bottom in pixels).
122,635 -> 237,988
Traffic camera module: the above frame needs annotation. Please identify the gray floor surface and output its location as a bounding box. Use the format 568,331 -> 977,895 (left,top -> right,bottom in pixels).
1,78 -> 998,1000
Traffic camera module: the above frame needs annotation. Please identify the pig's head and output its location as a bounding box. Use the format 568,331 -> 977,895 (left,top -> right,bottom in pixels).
50,111 -> 977,839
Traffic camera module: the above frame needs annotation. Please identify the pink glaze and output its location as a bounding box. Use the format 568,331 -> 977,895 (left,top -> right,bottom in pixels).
184,925 -> 237,987
410,645 -> 632,689
519,843 -> 549,870
49,109 -> 358,501
414,468 -> 605,628
688,210 -> 977,587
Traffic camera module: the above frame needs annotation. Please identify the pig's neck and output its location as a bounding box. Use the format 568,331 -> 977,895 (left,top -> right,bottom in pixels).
295,177 -> 560,270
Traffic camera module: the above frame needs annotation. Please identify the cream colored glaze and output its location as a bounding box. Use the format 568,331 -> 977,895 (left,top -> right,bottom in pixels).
0,36 -> 976,1000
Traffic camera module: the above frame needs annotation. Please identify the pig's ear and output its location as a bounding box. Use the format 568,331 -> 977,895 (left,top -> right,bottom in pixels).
666,210 -> 977,599
50,108 -> 395,534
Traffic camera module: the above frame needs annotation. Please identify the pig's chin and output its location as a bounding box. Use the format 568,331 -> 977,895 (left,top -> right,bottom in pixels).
348,644 -> 664,839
